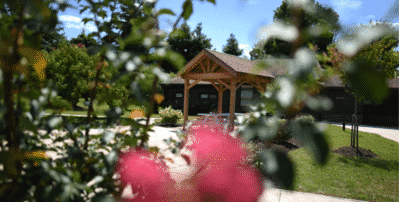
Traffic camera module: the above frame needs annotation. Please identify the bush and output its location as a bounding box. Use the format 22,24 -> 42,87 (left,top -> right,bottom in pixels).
158,105 -> 183,125
268,118 -> 291,144
96,82 -> 129,109
49,96 -> 73,111
295,114 -> 315,124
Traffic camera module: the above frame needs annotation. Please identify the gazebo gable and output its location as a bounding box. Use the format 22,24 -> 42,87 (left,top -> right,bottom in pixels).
177,49 -> 237,81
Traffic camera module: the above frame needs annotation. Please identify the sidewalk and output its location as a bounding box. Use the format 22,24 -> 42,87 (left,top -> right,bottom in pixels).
323,122 -> 399,143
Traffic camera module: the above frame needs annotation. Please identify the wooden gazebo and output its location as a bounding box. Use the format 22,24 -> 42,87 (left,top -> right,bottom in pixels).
176,49 -> 275,131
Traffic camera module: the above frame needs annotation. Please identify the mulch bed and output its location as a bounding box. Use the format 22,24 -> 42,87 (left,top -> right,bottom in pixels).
262,137 -> 305,155
259,137 -> 379,159
331,146 -> 379,159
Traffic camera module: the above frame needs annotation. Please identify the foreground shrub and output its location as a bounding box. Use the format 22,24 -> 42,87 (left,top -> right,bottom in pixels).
158,105 -> 183,125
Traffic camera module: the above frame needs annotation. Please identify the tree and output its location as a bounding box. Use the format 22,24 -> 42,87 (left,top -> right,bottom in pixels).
320,21 -> 399,156
43,40 -> 107,110
69,28 -> 100,51
222,33 -> 243,56
250,0 -> 340,59
166,22 -> 213,73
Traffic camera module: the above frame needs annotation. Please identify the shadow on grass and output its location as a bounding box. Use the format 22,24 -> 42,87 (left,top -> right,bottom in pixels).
336,155 -> 399,171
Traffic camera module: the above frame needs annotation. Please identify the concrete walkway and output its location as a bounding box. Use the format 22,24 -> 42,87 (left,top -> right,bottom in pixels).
324,122 -> 399,143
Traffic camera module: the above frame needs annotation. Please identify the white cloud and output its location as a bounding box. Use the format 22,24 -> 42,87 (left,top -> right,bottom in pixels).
58,15 -> 81,23
333,0 -> 362,9
239,44 -> 251,58
58,14 -> 113,34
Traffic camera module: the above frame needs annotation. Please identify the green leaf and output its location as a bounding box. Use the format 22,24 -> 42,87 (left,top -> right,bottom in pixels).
79,6 -> 91,14
207,0 -> 216,4
259,149 -> 295,190
82,18 -> 94,25
157,8 -> 176,16
98,10 -> 107,19
143,3 -> 152,15
288,121 -> 330,166
169,29 -> 188,39
88,176 -> 104,187
344,59 -> 389,104
102,131 -> 115,144
92,192 -> 116,202
163,50 -> 186,71
182,0 -> 193,21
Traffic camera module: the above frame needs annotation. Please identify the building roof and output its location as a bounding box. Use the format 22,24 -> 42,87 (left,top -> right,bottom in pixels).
203,49 -> 275,78
160,49 -> 399,89
321,74 -> 399,88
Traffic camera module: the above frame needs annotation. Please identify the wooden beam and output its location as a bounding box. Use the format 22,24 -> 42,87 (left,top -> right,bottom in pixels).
178,51 -> 206,77
236,81 -> 245,90
186,72 -> 234,80
200,60 -> 206,73
248,82 -> 263,92
210,62 -> 219,72
188,79 -> 202,90
217,79 -> 230,89
207,57 -> 211,72
183,78 -> 189,127
218,90 -> 223,114
211,82 -> 221,92
228,80 -> 237,132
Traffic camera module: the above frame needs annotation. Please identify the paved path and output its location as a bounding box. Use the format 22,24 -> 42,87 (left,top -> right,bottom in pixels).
325,122 -> 399,143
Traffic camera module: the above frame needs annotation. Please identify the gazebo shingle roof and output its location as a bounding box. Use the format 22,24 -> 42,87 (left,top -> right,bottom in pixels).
160,49 -> 398,88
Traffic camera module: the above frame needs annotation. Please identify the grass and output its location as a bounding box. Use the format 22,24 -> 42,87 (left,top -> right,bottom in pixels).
288,124 -> 399,202
44,98 -> 163,118
44,98 -> 201,121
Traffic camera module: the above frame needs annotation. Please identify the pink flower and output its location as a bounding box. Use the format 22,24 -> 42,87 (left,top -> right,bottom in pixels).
195,164 -> 263,202
185,119 -> 263,202
116,148 -> 174,201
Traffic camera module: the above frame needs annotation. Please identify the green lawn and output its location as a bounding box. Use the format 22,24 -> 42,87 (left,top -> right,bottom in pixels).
45,98 -> 161,118
44,98 -> 200,120
288,124 -> 399,202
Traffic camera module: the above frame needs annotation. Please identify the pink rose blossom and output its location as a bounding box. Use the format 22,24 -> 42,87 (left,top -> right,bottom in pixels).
185,119 -> 263,202
117,148 -> 174,201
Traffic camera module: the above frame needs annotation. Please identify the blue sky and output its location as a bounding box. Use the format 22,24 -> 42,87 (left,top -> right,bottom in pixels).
53,0 -> 399,58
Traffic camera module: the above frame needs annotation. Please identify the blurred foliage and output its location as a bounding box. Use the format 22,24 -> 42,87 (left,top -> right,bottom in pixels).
0,0 -> 397,201
250,0 -> 340,59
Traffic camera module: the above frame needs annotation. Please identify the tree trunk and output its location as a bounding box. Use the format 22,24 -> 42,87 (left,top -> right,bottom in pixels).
351,96 -> 360,157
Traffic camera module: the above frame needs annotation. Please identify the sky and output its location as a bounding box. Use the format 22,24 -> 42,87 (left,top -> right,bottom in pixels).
53,0 -> 399,59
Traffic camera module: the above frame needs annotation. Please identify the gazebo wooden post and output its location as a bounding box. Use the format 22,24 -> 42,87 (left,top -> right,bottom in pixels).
218,89 -> 223,114
183,78 -> 189,128
228,80 -> 237,132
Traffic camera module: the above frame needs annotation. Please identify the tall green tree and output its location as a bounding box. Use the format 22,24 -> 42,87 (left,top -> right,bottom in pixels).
166,21 -> 213,73
222,33 -> 243,56
250,0 -> 340,59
